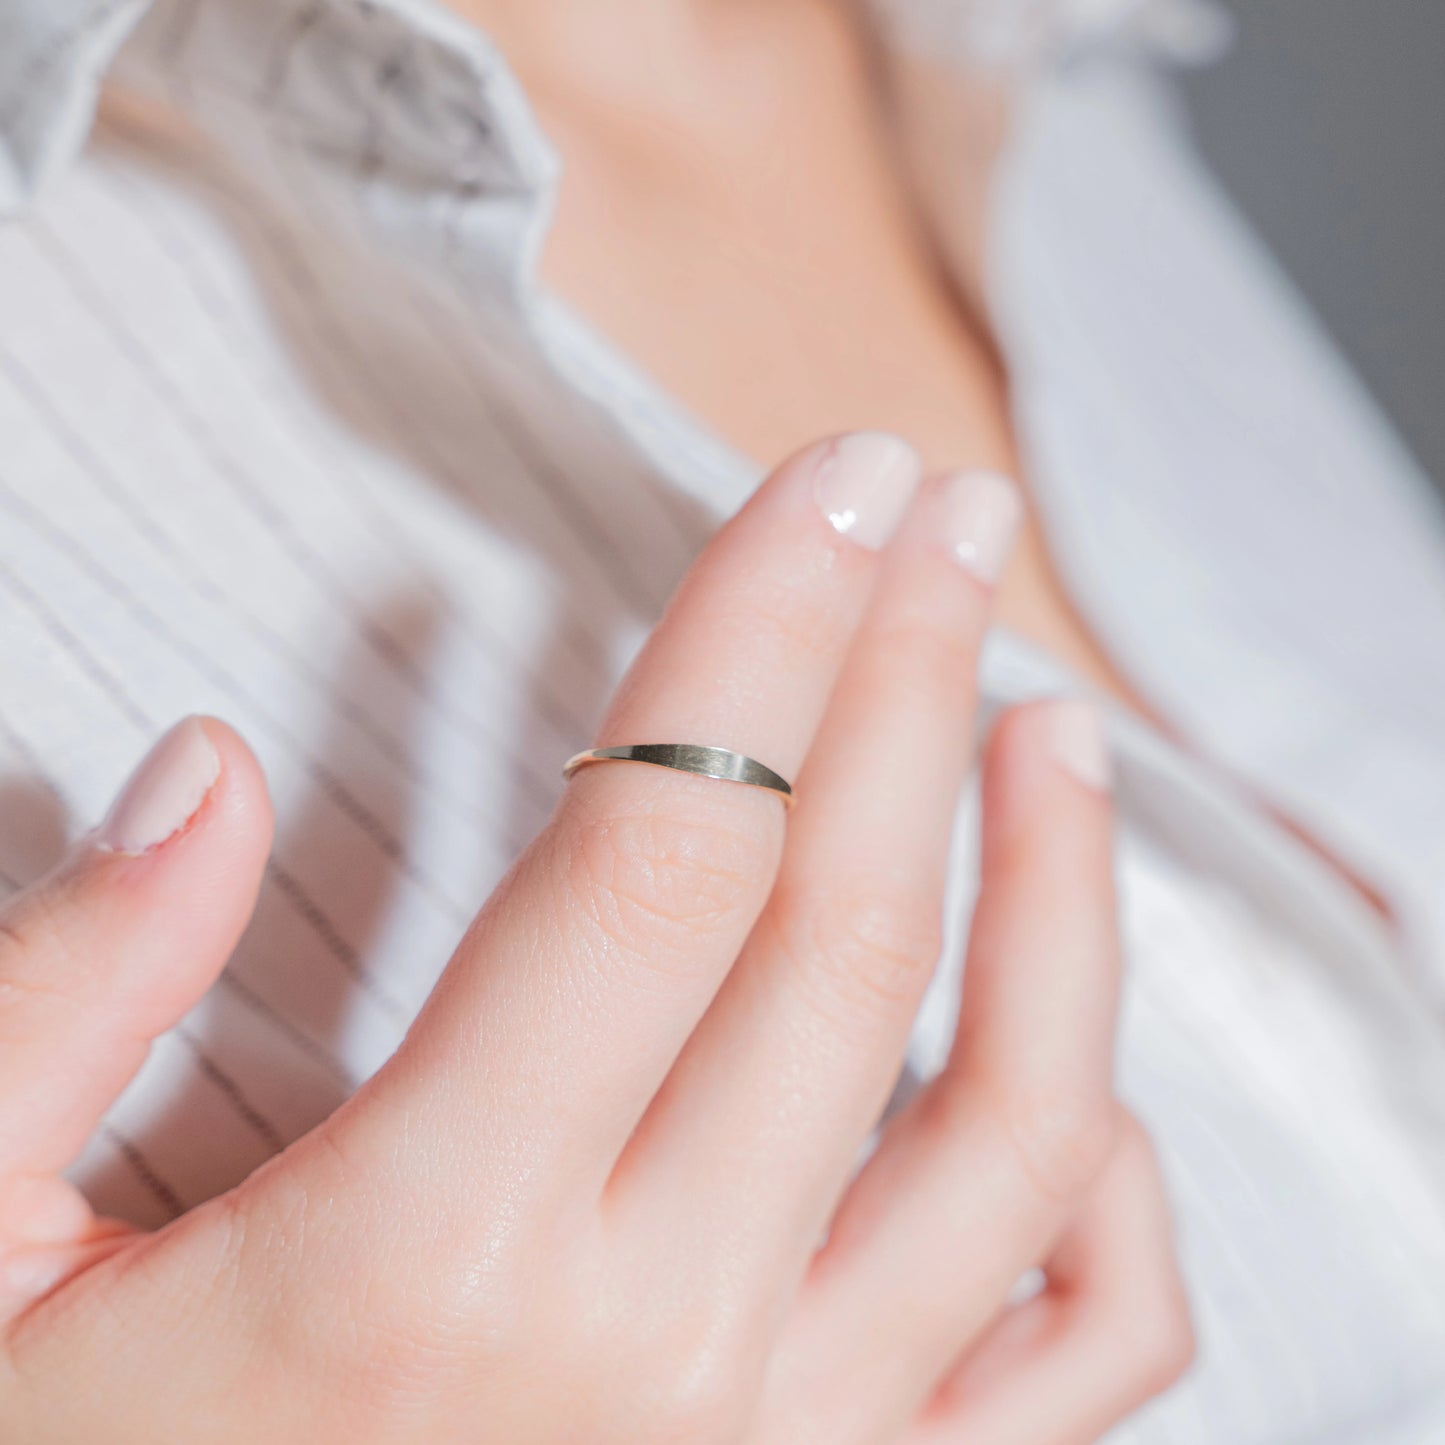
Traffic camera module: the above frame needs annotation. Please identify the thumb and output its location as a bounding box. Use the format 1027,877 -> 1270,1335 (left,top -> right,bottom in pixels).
0,717 -> 273,1183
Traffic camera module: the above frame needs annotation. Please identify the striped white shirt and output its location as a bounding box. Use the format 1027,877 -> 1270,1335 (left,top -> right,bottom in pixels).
4,2 -> 1445,1439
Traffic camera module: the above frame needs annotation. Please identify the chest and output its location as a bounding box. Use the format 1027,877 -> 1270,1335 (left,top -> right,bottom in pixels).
518,5 -> 1160,710
530,3 -> 1014,475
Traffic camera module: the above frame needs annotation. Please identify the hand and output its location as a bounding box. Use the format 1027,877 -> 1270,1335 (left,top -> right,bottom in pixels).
0,435 -> 1191,1443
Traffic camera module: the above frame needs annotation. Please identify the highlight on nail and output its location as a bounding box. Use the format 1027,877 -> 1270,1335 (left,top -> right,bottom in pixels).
812,432 -> 922,550
939,469 -> 1023,584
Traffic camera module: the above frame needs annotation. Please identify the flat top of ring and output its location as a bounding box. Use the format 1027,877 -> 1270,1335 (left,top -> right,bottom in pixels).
562,744 -> 794,805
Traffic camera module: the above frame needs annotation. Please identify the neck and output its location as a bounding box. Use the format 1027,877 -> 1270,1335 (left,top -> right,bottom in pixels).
445,0 -> 724,86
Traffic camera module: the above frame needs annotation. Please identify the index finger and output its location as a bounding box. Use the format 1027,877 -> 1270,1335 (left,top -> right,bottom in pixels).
357,433 -> 921,1189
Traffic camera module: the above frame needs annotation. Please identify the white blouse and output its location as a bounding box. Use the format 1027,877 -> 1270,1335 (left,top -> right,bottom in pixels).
2,2 -> 1445,1440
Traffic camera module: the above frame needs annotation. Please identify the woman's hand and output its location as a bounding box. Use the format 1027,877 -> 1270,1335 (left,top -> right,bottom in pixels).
0,435 -> 1191,1444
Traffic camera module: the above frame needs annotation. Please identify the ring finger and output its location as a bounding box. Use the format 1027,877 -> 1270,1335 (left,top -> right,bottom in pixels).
761,699 -> 1123,1443
904,1116 -> 1193,1445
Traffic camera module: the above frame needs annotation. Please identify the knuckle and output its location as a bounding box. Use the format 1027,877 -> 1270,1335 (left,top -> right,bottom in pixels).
592,1257 -> 757,1444
325,1299 -> 486,1436
0,891 -> 89,1011
1152,1305 -> 1198,1392
569,800 -> 770,959
239,1128 -> 521,1379
288,1233 -> 525,1429
1111,1112 -> 1166,1183
635,1323 -> 752,1442
1124,1292 -> 1197,1398
1005,1092 -> 1118,1206
648,1352 -> 748,1442
745,572 -> 850,668
782,881 -> 942,1023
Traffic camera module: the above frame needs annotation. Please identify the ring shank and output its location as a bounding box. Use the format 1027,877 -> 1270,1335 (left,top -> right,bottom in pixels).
562,744 -> 795,808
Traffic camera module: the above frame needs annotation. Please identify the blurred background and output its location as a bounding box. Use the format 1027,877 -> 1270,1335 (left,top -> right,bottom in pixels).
1184,0 -> 1445,493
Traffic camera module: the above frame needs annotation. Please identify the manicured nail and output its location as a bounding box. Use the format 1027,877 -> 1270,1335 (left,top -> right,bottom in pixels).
1047,699 -> 1112,791
813,432 -> 922,549
939,469 -> 1022,583
95,718 -> 221,855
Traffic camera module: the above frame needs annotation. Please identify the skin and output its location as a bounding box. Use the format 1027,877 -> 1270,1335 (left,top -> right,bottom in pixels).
0,439 -> 1192,1441
468,0 -> 1393,918
462,0 -> 1142,702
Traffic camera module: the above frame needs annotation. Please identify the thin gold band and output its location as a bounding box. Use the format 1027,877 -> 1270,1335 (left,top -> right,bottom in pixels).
562,744 -> 795,809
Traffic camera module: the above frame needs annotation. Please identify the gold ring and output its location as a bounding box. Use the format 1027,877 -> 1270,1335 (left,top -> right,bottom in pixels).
562,744 -> 795,809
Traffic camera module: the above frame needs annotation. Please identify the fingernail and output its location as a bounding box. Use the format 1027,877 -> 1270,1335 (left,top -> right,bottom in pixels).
1047,699 -> 1113,791
813,432 -> 921,549
95,718 -> 221,855
939,469 -> 1022,583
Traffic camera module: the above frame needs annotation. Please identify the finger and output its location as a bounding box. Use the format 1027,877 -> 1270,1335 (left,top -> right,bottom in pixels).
614,472 -> 1020,1263
906,1118 -> 1193,1445
760,700 -> 1121,1443
352,435 -> 922,1185
0,718 -> 273,1186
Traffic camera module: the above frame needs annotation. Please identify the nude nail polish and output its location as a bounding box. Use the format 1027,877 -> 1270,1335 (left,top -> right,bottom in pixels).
939,470 -> 1022,584
813,432 -> 922,549
95,718 -> 221,855
1048,699 -> 1113,792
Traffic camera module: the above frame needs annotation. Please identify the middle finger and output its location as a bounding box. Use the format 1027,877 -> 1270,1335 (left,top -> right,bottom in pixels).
353,433 -> 921,1189
613,470 -> 1021,1257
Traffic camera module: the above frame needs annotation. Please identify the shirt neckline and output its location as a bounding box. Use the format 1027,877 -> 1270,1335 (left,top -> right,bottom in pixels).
1,0 -> 1413,972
